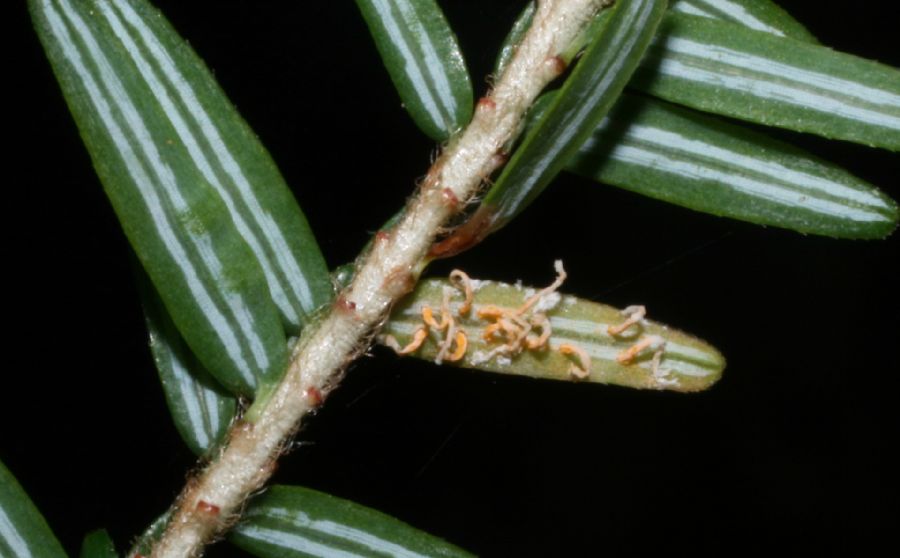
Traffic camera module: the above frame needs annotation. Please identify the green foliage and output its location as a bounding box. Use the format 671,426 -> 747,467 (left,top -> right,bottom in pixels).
633,13 -> 900,150
0,460 -> 67,558
491,0 -> 899,238
381,275 -> 724,391
127,513 -> 169,558
354,0 -> 473,141
231,486 -> 473,558
29,0 -> 332,396
80,530 -> 118,558
139,272 -> 237,456
672,0 -> 818,42
476,0 -> 668,236
22,0 -> 899,556
565,93 -> 899,238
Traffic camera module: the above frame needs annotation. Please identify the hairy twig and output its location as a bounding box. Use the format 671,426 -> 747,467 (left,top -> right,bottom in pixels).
148,1 -> 608,556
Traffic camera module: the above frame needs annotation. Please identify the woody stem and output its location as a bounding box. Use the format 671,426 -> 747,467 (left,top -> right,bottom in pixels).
148,2 -> 608,556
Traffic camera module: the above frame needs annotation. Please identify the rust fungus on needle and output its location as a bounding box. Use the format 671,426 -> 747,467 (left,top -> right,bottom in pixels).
470,261 -> 568,367
449,269 -> 474,316
383,326 -> 428,355
559,343 -> 591,380
607,305 -> 646,336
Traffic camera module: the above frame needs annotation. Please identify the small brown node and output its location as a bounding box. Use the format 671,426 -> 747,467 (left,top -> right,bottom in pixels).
375,230 -> 391,243
196,500 -> 220,516
477,96 -> 497,110
442,187 -> 459,209
336,294 -> 357,313
547,55 -> 567,76
382,265 -> 416,296
226,418 -> 253,445
260,458 -> 279,478
304,387 -> 324,407
491,151 -> 510,168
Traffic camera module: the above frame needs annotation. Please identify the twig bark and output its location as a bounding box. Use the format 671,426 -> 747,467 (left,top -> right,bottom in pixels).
148,1 -> 608,556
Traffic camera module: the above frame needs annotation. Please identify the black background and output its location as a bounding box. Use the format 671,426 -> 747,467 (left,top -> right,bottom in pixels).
5,1 -> 899,556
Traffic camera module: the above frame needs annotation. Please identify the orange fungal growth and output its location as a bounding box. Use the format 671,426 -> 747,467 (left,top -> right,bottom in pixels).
482,322 -> 503,341
384,326 -> 428,355
402,274 -> 475,364
468,261 -> 568,366
476,305 -> 505,320
607,305 -> 646,336
616,340 -> 648,364
445,331 -> 468,362
387,261 -> 576,369
440,289 -> 453,325
449,269 -> 474,315
525,314 -> 552,350
516,260 -> 566,315
559,343 -> 591,380
422,306 -> 447,329
616,335 -> 665,365
434,330 -> 469,364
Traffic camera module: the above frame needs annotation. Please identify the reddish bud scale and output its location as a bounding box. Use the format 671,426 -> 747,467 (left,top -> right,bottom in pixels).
304,387 -> 324,407
336,294 -> 357,313
230,419 -> 253,439
491,151 -> 509,168
477,96 -> 496,110
442,188 -> 459,209
262,458 -> 279,478
375,230 -> 391,243
382,265 -> 416,296
548,55 -> 567,76
196,500 -> 220,515
429,207 -> 495,259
